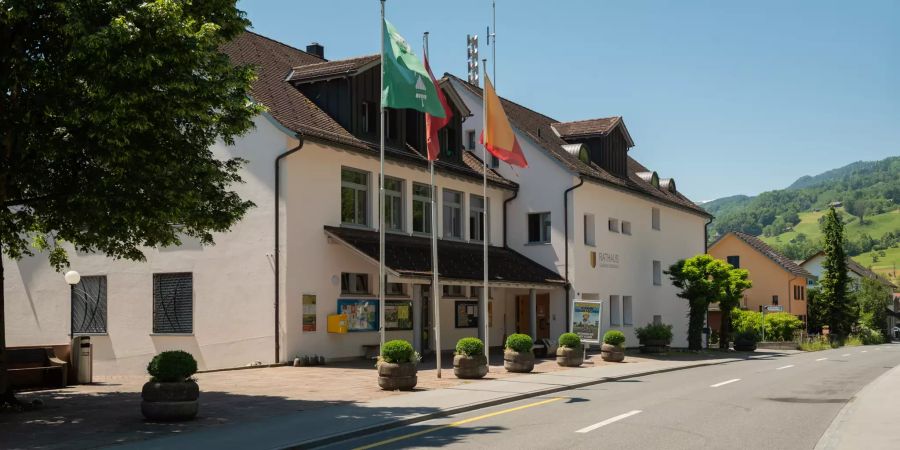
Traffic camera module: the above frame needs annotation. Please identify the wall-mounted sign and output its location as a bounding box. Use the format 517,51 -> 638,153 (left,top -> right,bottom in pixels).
455,301 -> 479,328
337,299 -> 378,332
572,300 -> 602,344
302,294 -> 317,332
597,252 -> 620,269
385,300 -> 413,330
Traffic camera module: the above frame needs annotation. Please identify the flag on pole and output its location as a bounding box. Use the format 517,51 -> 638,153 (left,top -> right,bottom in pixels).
382,19 -> 446,117
479,74 -> 527,168
424,53 -> 452,161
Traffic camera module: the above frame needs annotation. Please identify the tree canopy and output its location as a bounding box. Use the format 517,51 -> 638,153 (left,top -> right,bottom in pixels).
816,207 -> 856,338
666,254 -> 733,350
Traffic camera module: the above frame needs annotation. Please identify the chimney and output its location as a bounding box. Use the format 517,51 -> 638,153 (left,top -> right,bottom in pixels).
306,42 -> 324,59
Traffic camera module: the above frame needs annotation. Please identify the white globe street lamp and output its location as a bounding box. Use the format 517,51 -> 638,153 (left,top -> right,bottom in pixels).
64,270 -> 81,286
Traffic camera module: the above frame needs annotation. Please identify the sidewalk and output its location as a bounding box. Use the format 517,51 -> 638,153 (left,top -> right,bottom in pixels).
118,351 -> 784,450
816,363 -> 900,450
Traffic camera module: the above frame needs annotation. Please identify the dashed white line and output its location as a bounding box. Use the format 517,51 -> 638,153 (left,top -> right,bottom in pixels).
841,353 -> 851,357
711,378 -> 741,388
776,365 -> 795,370
576,410 -> 642,433
861,350 -> 868,353
816,357 -> 828,361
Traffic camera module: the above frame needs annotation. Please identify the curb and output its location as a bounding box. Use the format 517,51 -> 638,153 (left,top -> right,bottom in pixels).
286,354 -> 768,449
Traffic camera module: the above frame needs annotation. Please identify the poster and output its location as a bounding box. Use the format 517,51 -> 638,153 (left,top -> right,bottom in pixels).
337,299 -> 379,332
302,294 -> 317,332
385,300 -> 413,330
456,301 -> 479,328
572,300 -> 602,343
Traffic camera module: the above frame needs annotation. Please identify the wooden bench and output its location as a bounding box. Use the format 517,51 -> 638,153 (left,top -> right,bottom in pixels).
362,344 -> 380,360
7,347 -> 68,390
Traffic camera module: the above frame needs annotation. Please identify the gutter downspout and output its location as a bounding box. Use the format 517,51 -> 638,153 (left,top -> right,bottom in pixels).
502,190 -> 518,247
563,176 -> 585,331
274,134 -> 305,364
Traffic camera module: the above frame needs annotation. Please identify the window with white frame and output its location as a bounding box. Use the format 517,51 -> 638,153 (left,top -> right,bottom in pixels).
153,273 -> 193,334
609,295 -> 621,326
443,285 -> 465,297
443,189 -> 463,239
469,195 -> 488,242
584,214 -> 596,246
412,183 -> 433,234
653,260 -> 662,286
608,218 -> 619,233
621,220 -> 632,235
341,167 -> 369,226
527,212 -> 551,243
466,130 -> 476,150
623,296 -> 633,325
341,272 -> 370,294
652,207 -> 661,230
384,177 -> 404,232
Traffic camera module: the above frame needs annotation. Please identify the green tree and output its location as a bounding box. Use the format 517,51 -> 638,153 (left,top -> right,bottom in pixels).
1,0 -> 259,406
717,267 -> 752,349
855,277 -> 892,339
845,199 -> 867,225
817,207 -> 856,338
666,255 -> 732,350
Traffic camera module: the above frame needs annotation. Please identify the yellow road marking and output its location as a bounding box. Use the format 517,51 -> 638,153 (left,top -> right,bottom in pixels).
352,397 -> 564,450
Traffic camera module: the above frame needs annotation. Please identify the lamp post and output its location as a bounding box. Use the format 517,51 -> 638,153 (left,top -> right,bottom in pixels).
65,270 -> 81,338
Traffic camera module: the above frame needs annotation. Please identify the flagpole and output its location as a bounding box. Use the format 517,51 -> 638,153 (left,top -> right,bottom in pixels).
378,0 -> 386,349
424,31 -> 442,379
481,58 -> 490,370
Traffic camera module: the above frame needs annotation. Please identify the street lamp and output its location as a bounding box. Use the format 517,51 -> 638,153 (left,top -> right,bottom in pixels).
65,270 -> 80,337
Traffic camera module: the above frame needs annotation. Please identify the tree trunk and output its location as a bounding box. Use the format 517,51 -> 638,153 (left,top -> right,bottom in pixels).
688,299 -> 706,351
0,244 -> 14,405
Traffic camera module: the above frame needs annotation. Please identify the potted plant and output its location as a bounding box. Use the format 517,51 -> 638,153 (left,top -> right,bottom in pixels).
141,350 -> 199,421
454,337 -> 488,379
601,330 -> 626,362
377,340 -> 419,390
556,332 -> 583,367
503,334 -> 535,373
734,331 -> 758,352
635,323 -> 673,353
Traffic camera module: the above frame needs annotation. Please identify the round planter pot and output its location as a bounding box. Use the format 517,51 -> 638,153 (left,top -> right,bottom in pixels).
141,380 -> 199,422
377,361 -> 418,391
639,339 -> 670,354
600,343 -> 625,362
734,342 -> 757,352
453,354 -> 489,379
556,345 -> 584,367
503,349 -> 535,373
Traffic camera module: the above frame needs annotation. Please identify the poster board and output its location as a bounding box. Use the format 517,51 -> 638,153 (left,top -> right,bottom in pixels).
337,299 -> 378,332
455,301 -> 479,328
302,294 -> 317,332
572,300 -> 602,344
385,300 -> 413,330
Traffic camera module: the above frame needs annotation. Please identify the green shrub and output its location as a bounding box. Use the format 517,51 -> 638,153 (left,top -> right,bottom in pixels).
734,330 -> 758,345
455,337 -> 485,357
766,312 -> 803,341
558,332 -> 581,348
844,335 -> 864,347
505,334 -> 533,353
381,339 -> 415,363
855,324 -> 885,345
147,350 -> 198,382
603,330 -> 626,347
635,323 -> 673,343
731,309 -> 763,340
799,336 -> 835,352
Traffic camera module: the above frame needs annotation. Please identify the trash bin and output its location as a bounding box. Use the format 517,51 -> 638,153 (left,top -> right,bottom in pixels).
71,336 -> 93,384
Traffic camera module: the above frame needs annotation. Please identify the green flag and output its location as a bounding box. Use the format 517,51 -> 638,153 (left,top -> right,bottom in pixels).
381,19 -> 446,117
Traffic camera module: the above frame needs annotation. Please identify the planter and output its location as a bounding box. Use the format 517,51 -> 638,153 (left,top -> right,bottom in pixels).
453,354 -> 488,379
556,345 -> 584,367
141,380 -> 199,422
639,339 -> 670,354
600,343 -> 625,362
734,341 -> 757,352
377,361 -> 417,391
503,349 -> 535,373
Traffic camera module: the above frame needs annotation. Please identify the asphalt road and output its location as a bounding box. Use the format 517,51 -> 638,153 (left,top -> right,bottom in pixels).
324,344 -> 900,450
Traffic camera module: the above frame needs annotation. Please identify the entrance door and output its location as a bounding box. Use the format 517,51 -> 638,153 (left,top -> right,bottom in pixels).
516,294 -> 550,340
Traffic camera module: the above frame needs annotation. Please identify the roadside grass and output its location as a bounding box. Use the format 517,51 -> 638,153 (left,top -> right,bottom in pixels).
799,340 -> 835,352
855,246 -> 900,281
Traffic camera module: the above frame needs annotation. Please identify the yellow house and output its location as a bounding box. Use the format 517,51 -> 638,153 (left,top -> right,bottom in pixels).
708,232 -> 814,328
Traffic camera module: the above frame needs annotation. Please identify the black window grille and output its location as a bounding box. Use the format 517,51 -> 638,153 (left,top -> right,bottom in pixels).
153,273 -> 193,334
72,276 -> 108,334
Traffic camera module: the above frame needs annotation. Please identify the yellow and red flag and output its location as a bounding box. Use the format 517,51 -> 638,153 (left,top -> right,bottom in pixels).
424,53 -> 452,161
480,74 -> 527,168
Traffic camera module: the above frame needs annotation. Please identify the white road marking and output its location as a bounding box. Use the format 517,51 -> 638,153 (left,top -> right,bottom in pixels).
861,350 -> 868,353
842,353 -> 851,357
710,378 -> 741,388
576,410 -> 642,433
776,365 -> 794,370
816,357 -> 828,361
749,355 -> 773,359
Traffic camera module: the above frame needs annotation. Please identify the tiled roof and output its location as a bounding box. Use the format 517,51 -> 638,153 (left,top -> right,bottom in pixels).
731,232 -> 814,278
324,226 -> 565,286
285,55 -> 380,83
446,74 -> 711,218
846,257 -> 897,289
551,117 -> 621,139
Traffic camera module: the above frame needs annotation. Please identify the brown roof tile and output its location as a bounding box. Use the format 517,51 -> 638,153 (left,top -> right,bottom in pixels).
551,117 -> 621,139
286,55 -> 380,83
731,232 -> 814,278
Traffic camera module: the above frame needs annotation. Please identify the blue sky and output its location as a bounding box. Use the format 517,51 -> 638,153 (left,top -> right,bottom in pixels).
238,0 -> 899,201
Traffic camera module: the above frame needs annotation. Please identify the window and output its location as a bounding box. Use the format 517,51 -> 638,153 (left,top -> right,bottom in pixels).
385,282 -> 405,296
384,177 -> 404,232
443,285 -> 465,297
772,295 -> 779,305
466,130 -> 476,150
794,285 -> 805,300
584,214 -> 596,246
153,273 -> 193,334
490,154 -> 500,169
412,183 -> 433,234
621,221 -> 632,235
653,315 -> 662,326
341,168 -> 369,226
360,102 -> 376,134
469,195 -> 488,242
443,189 -> 463,239
652,208 -> 661,230
72,275 -> 107,334
608,218 -> 620,233
455,300 -> 479,328
623,296 -> 633,326
527,212 -> 551,243
385,108 -> 399,140
653,260 -> 662,286
727,255 -> 740,269
341,273 -> 370,295
610,295 -> 621,326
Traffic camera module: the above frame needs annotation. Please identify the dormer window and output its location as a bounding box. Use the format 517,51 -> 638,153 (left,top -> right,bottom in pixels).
360,102 -> 374,134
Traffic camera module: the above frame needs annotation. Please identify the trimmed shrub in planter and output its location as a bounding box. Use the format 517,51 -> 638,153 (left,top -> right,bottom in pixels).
377,340 -> 418,390
141,350 -> 199,421
454,337 -> 488,379
636,323 -> 673,353
556,333 -> 583,367
600,330 -> 626,362
734,331 -> 758,352
503,334 -> 535,373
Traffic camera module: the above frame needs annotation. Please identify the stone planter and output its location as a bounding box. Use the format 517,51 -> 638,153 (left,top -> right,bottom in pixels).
556,345 -> 584,367
377,361 -> 417,391
734,341 -> 757,352
453,354 -> 488,379
503,349 -> 535,373
141,380 -> 199,422
600,343 -> 625,362
639,339 -> 670,354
